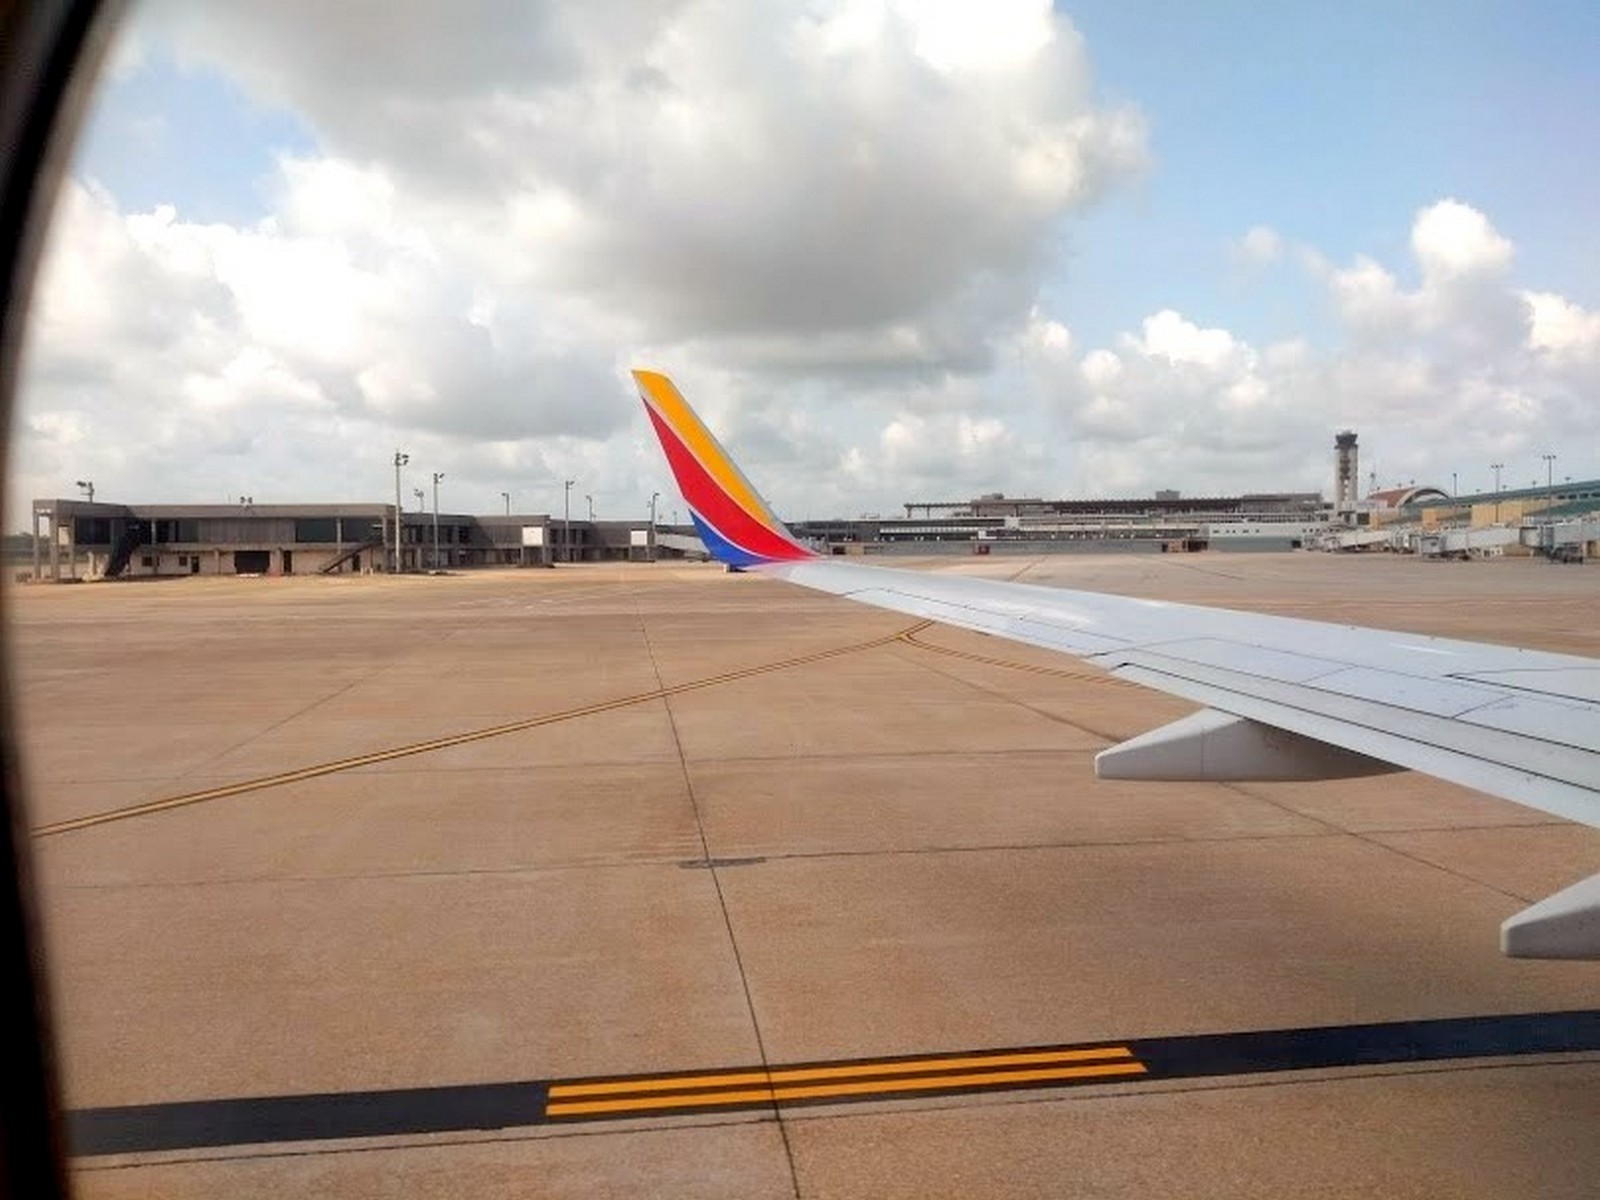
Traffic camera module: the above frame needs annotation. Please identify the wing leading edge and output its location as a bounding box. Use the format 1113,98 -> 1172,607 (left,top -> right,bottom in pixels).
634,370 -> 1600,960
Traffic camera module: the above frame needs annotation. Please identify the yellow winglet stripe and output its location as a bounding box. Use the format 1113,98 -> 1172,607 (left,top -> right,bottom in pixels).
633,370 -> 785,535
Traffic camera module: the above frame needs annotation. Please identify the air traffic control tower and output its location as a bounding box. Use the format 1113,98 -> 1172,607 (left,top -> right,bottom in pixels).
1334,431 -> 1359,523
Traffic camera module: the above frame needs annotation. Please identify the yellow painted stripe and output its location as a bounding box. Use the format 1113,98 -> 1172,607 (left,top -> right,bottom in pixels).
774,1061 -> 1147,1103
549,1086 -> 780,1117
634,370 -> 784,536
549,1046 -> 1134,1099
34,611 -> 1130,840
546,1060 -> 1147,1117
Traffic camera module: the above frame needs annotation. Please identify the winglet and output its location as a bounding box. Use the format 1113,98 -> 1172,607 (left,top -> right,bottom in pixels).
634,370 -> 815,567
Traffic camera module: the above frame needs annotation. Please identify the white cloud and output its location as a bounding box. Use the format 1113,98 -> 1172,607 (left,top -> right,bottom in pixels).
1525,291 -> 1600,360
1013,196 -> 1598,500
1079,348 -> 1122,388
11,5 -> 1597,523
1411,198 -> 1514,280
1234,224 -> 1283,269
145,0 -> 1145,367
1326,255 -> 1416,340
15,0 -> 1155,518
1319,201 -> 1530,355
14,176 -> 637,511
856,408 -> 1030,499
896,0 -> 1056,74
1129,309 -> 1243,370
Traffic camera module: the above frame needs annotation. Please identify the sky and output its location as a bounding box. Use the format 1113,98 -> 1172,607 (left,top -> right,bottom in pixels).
12,0 -> 1600,524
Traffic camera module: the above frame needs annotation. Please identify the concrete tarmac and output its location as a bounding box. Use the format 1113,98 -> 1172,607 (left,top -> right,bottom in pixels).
10,554 -> 1600,1198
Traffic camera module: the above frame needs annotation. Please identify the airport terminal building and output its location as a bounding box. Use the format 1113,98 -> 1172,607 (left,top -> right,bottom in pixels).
27,467 -> 1600,581
25,498 -> 686,581
27,487 -> 1332,582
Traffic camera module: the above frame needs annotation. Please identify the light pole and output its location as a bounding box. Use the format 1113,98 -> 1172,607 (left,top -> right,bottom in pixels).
1490,462 -> 1504,524
585,493 -> 594,521
648,491 -> 659,562
432,472 -> 444,570
392,450 -> 409,572
75,479 -> 93,504
563,479 -> 575,563
413,487 -> 426,567
1542,453 -> 1558,519
501,491 -> 510,516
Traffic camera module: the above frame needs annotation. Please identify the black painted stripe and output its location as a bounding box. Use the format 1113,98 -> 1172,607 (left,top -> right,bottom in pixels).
69,1082 -> 548,1157
67,1010 -> 1600,1156
1129,1011 -> 1600,1081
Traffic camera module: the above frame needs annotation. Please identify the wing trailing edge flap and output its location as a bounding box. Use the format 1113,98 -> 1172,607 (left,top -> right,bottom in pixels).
1095,707 -> 1399,782
1502,872 -> 1600,960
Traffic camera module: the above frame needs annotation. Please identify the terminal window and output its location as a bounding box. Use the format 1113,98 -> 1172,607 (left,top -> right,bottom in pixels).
294,518 -> 341,543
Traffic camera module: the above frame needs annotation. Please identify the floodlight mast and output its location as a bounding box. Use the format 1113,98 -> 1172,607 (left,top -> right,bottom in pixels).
432,472 -> 444,569
563,479 -> 575,563
392,450 -> 409,571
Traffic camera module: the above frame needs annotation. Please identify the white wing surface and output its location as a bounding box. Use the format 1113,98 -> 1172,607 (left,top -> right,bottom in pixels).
761,558 -> 1600,959
635,368 -> 1600,959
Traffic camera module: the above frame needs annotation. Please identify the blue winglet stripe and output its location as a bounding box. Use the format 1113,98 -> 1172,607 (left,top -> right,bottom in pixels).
690,512 -> 771,568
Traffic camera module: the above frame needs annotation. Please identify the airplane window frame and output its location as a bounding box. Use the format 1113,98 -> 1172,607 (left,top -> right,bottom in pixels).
0,1 -> 122,1194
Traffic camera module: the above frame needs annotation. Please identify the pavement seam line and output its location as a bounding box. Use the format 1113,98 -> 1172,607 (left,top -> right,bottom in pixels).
1221,785 -> 1543,905
898,627 -> 1142,688
895,628 -> 1549,904
153,667 -> 396,800
630,590 -> 804,1200
887,640 -> 1132,746
32,621 -> 931,839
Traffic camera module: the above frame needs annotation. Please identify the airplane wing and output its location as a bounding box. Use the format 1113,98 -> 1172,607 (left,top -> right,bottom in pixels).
634,369 -> 1600,960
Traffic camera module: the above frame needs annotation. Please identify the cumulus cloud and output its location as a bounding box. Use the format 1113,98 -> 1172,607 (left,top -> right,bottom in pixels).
14,0 -> 1153,516
15,174 -> 638,509
149,0 -> 1146,363
12,6 -> 1597,522
834,405 -> 1048,511
1325,255 -> 1416,340
1411,199 -> 1514,279
1320,199 -> 1530,354
1130,310 -> 1243,371
1525,291 -> 1600,361
1233,224 -> 1283,269
1020,199 -> 1598,499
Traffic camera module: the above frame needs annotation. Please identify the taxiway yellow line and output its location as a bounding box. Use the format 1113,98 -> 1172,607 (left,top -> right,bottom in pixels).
32,621 -> 931,839
38,613 -> 1137,840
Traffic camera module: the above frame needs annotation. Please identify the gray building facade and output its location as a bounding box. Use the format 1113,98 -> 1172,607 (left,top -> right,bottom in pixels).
27,498 -> 689,580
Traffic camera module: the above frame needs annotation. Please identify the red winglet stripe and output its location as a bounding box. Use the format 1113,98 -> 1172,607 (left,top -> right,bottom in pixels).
646,406 -> 811,562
